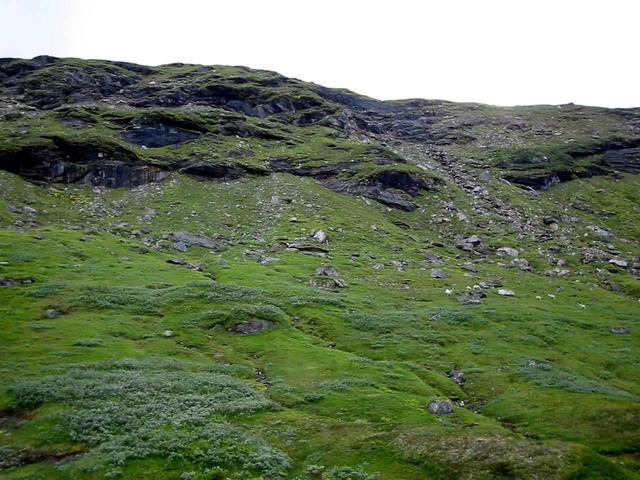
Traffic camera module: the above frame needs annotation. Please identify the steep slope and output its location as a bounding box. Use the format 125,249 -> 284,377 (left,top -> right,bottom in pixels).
0,56 -> 639,480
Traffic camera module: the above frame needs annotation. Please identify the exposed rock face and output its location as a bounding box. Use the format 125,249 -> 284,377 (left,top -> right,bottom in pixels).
270,156 -> 439,211
121,119 -> 201,147
0,136 -> 169,187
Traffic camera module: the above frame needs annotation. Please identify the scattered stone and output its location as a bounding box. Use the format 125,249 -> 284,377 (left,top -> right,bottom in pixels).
284,243 -> 329,255
259,256 -> 278,265
448,368 -> 465,386
581,247 -> 609,263
45,309 -> 57,319
0,277 -> 35,286
610,326 -> 630,334
609,258 -> 628,268
457,290 -> 485,305
315,265 -> 338,276
311,229 -> 329,243
456,236 -> 483,252
427,400 -> 454,415
509,258 -> 531,271
545,268 -> 570,277
289,217 -> 298,223
167,258 -> 189,266
498,289 -> 516,297
455,236 -> 490,254
173,241 -> 188,252
22,206 -> 37,215
372,263 -> 385,270
228,319 -> 278,334
142,207 -> 157,221
431,268 -> 448,279
478,279 -> 503,289
391,260 -> 407,270
496,247 -> 519,257
166,258 -> 204,271
424,251 -> 445,264
460,263 -> 477,273
163,330 -> 174,337
33,233 -> 44,240
167,231 -> 226,250
309,278 -> 348,289
587,225 -> 612,239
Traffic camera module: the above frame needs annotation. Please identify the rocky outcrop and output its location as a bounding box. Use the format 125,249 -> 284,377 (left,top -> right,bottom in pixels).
0,136 -> 168,187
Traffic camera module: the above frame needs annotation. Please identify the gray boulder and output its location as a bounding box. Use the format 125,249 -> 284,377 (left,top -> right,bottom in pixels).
497,247 -> 519,257
431,268 -> 448,279
427,400 -> 454,414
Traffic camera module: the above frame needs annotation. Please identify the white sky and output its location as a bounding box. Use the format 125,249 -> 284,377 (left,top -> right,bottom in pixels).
1,0 -> 639,107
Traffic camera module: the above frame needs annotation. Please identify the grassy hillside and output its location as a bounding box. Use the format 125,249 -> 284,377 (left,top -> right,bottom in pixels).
0,57 -> 639,480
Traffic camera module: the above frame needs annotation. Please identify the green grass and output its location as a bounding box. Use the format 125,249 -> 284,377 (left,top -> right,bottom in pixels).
0,168 -> 638,479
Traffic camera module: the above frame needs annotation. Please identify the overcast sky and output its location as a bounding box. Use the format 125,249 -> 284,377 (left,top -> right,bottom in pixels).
1,0 -> 638,107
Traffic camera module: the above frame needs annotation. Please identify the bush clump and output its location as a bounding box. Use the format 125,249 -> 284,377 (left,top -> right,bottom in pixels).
8,358 -> 290,477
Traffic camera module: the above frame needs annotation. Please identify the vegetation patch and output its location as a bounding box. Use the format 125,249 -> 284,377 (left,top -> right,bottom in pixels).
6,358 -> 289,478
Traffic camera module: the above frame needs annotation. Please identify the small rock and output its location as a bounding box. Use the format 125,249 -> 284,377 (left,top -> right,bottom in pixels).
311,229 -> 329,243
391,260 -> 407,270
431,268 -> 448,279
173,241 -> 188,252
498,289 -> 516,297
457,290 -> 485,305
33,234 -> 44,240
0,277 -> 35,286
609,258 -> 628,268
478,279 -> 503,288
372,263 -> 385,270
309,278 -> 348,289
228,319 -> 278,334
509,258 -> 531,271
427,400 -> 454,415
315,265 -> 338,276
259,256 -> 278,265
587,225 -> 612,239
45,309 -> 57,319
163,330 -> 174,337
23,206 -> 37,215
448,369 -> 465,386
424,252 -> 445,264
545,268 -> 570,277
581,247 -> 609,263
610,326 -> 630,334
496,247 -> 519,257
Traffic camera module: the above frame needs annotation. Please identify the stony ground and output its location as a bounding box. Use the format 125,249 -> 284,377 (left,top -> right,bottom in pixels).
0,56 -> 639,479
